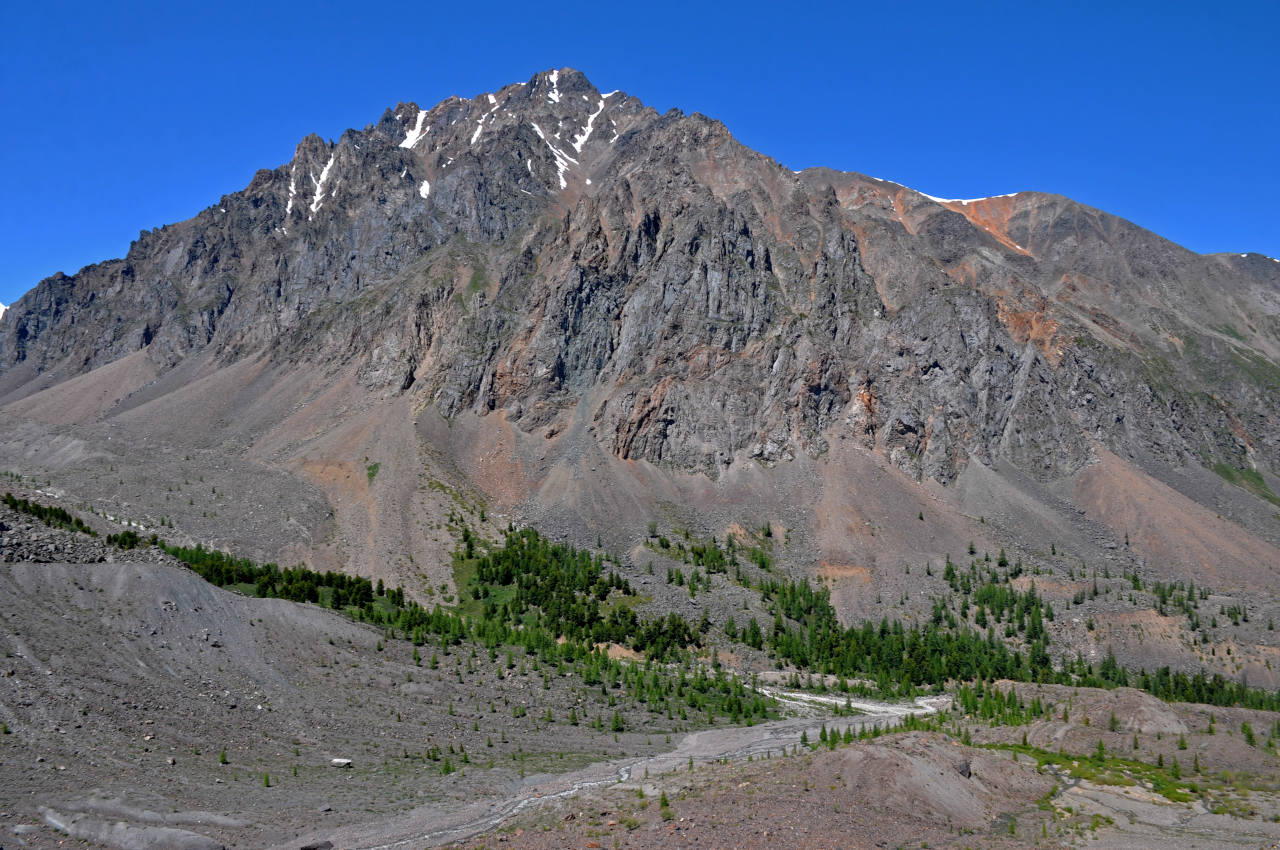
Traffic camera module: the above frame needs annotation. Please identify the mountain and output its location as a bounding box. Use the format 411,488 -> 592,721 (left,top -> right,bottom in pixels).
1,67 -> 1279,681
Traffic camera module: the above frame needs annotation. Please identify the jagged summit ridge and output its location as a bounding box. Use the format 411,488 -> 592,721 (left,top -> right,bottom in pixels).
268,69 -> 647,235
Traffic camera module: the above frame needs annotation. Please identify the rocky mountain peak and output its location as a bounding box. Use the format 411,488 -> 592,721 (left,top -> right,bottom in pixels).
273,68 -> 650,233
0,69 -> 1276,504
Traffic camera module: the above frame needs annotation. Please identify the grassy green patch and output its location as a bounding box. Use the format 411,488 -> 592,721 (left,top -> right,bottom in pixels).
984,742 -> 1199,803
366,462 -> 380,484
427,478 -> 485,513
1213,463 -> 1280,507
1230,349 -> 1280,390
449,551 -> 516,619
452,267 -> 489,312
509,750 -> 604,774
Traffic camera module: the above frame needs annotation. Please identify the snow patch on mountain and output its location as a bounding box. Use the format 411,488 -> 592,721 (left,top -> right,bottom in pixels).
923,191 -> 1021,204
399,108 -> 430,149
531,122 -> 577,189
471,96 -> 502,146
572,99 -> 606,153
863,176 -> 1022,207
309,154 -> 336,219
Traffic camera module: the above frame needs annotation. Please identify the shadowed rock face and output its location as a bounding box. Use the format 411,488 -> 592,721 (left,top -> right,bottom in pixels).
1,68 -> 1277,490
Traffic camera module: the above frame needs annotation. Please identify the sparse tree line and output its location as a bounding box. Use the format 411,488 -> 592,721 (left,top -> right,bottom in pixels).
749,560 -> 1280,711
164,523 -> 772,725
646,525 -> 775,585
466,527 -> 703,661
157,541 -> 407,609
4,492 -> 97,536
7,488 -> 1280,714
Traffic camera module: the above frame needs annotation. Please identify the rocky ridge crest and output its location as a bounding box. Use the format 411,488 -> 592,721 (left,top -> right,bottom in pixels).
1,68 -> 1277,490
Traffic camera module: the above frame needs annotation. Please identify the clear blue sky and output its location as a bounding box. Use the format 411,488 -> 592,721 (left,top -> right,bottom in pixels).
2,0 -> 1277,306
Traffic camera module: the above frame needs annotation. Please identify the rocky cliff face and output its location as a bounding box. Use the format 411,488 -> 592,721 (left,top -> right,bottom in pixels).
1,68 -> 1277,497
